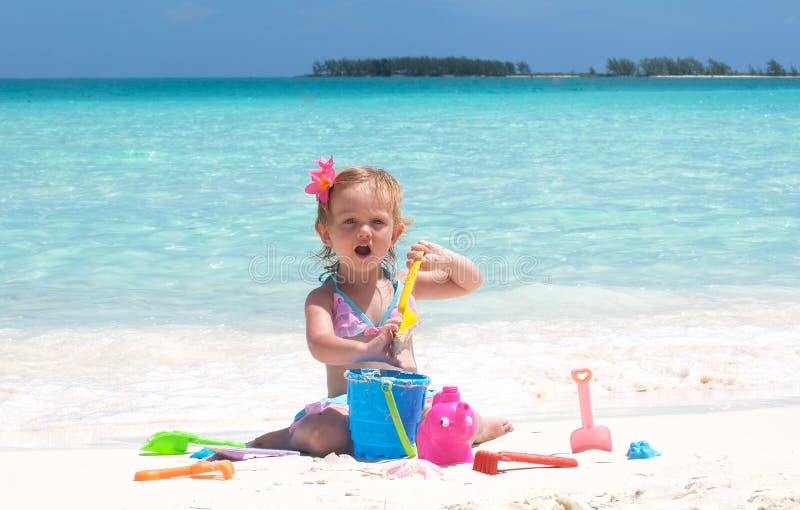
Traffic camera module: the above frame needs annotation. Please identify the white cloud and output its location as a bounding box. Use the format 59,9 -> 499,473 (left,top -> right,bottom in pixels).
164,2 -> 219,24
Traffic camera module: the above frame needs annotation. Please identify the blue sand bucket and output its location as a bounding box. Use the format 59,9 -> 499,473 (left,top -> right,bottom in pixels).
345,369 -> 431,460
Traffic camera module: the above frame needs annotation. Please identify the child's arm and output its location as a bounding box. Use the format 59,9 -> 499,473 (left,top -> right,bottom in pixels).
305,286 -> 401,366
405,240 -> 483,299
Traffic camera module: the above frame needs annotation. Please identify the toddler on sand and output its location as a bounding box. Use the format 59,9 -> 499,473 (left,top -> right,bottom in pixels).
248,157 -> 513,455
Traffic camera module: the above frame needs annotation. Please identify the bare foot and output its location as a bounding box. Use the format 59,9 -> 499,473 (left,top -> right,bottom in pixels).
473,415 -> 514,445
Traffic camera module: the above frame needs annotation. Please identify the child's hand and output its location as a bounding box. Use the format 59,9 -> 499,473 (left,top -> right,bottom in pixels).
407,240 -> 454,277
360,317 -> 402,365
406,239 -> 483,296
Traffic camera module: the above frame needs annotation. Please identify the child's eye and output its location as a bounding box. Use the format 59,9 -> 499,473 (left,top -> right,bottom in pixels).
344,218 -> 356,224
372,218 -> 385,225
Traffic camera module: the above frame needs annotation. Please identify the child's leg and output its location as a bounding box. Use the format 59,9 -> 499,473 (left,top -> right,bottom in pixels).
246,426 -> 293,450
248,407 -> 352,456
288,406 -> 352,456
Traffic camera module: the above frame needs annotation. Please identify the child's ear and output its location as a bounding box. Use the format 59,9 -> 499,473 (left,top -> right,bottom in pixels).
391,223 -> 405,244
316,222 -> 332,247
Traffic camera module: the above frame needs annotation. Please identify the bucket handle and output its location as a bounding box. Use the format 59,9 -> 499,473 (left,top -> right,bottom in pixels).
380,381 -> 417,458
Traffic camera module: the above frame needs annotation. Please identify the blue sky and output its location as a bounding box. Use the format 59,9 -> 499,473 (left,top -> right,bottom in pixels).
2,0 -> 798,77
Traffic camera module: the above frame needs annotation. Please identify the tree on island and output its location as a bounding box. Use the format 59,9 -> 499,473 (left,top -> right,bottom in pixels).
766,59 -> 787,76
606,58 -> 637,76
706,58 -> 733,75
639,56 -> 704,76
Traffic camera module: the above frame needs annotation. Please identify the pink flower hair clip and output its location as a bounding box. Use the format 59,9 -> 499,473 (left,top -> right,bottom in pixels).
304,156 -> 335,203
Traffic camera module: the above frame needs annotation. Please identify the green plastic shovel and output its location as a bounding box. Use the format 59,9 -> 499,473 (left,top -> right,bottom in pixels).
141,430 -> 246,455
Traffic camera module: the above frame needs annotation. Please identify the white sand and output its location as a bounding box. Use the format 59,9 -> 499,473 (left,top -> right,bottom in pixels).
4,405 -> 799,509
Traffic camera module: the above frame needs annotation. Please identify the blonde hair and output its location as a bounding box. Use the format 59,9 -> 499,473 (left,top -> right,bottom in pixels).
314,166 -> 412,273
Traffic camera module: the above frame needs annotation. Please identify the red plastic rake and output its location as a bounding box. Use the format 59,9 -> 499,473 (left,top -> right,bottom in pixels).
472,451 -> 578,475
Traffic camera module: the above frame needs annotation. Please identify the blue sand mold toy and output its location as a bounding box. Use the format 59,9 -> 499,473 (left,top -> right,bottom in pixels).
627,440 -> 661,459
190,448 -> 216,459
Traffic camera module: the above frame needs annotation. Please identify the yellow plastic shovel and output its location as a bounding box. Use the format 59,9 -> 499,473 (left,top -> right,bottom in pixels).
397,252 -> 423,339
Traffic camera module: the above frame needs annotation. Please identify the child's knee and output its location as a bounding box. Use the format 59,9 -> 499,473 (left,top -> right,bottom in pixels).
292,408 -> 351,456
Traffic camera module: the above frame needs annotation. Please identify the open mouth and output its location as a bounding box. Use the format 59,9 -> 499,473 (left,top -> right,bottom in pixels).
354,245 -> 371,256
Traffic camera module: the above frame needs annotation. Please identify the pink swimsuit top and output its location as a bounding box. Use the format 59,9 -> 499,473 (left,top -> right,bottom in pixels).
325,270 -> 417,338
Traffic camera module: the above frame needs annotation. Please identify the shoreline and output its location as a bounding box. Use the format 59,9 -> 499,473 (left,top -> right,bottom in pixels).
4,289 -> 799,450
10,393 -> 800,444
4,392 -> 799,451
4,405 -> 799,509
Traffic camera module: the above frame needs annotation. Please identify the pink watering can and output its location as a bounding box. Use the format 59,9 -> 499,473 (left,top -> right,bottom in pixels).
416,386 -> 477,466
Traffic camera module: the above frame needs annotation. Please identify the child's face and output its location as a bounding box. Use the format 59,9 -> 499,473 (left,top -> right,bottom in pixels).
317,182 -> 404,274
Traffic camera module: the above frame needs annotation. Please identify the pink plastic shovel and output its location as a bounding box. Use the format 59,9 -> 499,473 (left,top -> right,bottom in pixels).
570,368 -> 612,453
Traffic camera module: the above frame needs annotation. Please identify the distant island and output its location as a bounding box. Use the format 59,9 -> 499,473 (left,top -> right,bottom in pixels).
310,57 -> 530,77
309,56 -> 798,77
604,57 -> 798,77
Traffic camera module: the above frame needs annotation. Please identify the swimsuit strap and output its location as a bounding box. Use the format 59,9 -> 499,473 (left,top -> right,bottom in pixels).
327,268 -> 404,330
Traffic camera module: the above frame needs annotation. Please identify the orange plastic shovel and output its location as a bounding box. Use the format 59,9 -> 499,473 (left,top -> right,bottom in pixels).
570,368 -> 612,453
134,460 -> 235,481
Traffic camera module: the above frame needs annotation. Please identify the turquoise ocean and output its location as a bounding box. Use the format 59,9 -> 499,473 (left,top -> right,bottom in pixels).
1,77 -> 799,448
